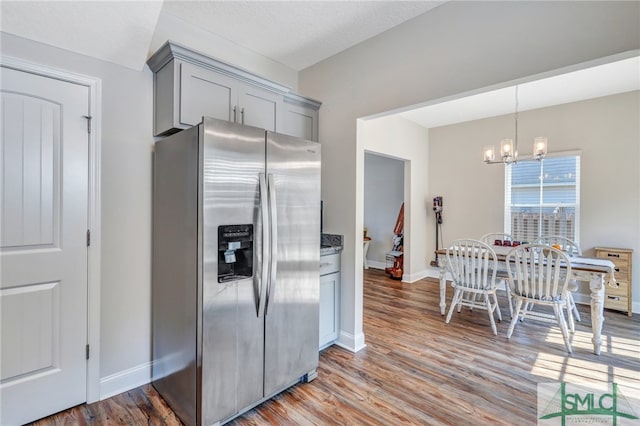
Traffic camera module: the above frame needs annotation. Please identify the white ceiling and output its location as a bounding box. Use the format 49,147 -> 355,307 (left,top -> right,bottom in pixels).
0,1 -> 443,71
0,1 -> 164,71
161,1 -> 445,71
399,56 -> 640,129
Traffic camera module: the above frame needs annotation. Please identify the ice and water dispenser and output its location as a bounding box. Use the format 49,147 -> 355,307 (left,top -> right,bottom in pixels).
217,224 -> 254,283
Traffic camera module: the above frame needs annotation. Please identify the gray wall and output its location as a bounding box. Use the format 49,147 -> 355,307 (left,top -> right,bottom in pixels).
363,153 -> 404,266
0,32 -> 154,386
1,33 -> 154,384
299,1 -> 640,350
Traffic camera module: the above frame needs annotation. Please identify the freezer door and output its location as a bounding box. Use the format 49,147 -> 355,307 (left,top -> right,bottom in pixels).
201,118 -> 266,425
264,132 -> 321,396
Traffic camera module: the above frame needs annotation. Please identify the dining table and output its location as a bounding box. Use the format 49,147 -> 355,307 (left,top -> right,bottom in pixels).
435,244 -> 617,355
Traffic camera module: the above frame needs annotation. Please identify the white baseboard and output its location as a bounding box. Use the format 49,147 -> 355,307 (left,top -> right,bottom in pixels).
403,269 -> 429,283
335,330 -> 366,353
366,260 -> 385,270
366,262 -> 441,283
99,361 -> 152,400
424,266 -> 441,279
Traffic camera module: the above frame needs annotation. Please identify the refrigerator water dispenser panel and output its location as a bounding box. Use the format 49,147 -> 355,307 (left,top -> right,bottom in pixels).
218,224 -> 254,283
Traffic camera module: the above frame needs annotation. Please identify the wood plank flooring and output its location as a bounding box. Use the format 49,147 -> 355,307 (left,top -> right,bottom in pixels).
31,269 -> 639,425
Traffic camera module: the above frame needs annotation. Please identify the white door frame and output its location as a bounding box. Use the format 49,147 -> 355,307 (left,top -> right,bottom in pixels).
1,56 -> 102,403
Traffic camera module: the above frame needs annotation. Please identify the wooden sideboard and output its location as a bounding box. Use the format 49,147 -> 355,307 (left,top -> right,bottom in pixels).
595,247 -> 633,316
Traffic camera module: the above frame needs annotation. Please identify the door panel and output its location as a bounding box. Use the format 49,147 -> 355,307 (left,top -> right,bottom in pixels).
238,85 -> 281,132
264,132 -> 320,396
1,66 -> 89,425
281,102 -> 318,142
1,282 -> 59,381
1,93 -> 59,248
180,62 -> 236,126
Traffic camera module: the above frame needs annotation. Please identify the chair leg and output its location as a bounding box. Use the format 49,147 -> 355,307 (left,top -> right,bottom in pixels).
505,289 -> 513,319
485,294 -> 498,335
569,293 -> 581,322
446,289 -> 461,324
492,292 -> 502,322
457,291 -> 464,312
507,298 -> 524,339
468,292 -> 479,311
553,303 -> 573,354
566,298 -> 575,333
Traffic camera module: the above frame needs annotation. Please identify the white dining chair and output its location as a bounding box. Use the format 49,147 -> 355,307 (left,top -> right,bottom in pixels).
445,239 -> 501,335
506,244 -> 573,353
479,232 -> 514,318
535,235 -> 582,332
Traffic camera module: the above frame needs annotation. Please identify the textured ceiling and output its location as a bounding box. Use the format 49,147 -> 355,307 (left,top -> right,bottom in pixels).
161,1 -> 445,70
0,1 -> 163,71
0,1 -> 443,72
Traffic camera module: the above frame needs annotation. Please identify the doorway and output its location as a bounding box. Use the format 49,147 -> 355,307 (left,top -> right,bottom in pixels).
363,152 -> 405,275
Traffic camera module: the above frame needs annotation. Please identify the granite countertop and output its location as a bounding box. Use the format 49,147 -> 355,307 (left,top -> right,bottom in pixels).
321,233 -> 343,256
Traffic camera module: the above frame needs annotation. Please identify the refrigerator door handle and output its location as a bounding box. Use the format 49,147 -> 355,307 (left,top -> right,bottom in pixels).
265,173 -> 278,315
257,173 -> 269,318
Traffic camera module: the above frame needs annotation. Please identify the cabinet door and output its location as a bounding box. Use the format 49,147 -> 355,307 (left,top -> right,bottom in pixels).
319,272 -> 339,349
282,102 -> 318,141
180,62 -> 237,126
238,84 -> 281,132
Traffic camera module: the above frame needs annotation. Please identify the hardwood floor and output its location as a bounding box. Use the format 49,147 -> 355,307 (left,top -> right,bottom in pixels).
31,269 -> 639,425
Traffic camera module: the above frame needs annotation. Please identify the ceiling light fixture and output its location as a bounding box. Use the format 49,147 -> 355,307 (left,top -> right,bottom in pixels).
483,86 -> 548,164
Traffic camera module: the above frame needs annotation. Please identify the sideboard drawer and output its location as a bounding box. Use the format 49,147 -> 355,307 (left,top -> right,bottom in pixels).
611,265 -> 629,282
596,249 -> 630,263
595,247 -> 633,317
604,295 -> 628,312
606,280 -> 629,297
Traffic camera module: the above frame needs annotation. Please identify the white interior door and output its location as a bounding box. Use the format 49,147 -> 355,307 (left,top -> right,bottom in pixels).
1,66 -> 89,425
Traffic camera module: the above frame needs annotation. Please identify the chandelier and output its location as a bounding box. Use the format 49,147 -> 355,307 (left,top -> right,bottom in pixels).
483,86 -> 548,164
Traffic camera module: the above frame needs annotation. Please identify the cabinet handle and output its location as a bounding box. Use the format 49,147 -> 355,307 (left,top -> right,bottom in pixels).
607,296 -> 620,301
320,262 -> 331,268
233,106 -> 237,123
607,253 -> 620,258
615,267 -> 620,272
241,107 -> 245,124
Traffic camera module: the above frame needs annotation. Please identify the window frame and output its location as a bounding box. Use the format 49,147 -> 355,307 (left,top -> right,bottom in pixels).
504,150 -> 581,244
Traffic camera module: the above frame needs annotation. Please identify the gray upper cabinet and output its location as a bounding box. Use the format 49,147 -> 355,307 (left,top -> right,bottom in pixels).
282,94 -> 320,142
148,41 -> 320,139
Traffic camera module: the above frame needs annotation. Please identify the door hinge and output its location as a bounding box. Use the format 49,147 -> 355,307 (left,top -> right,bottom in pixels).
83,115 -> 92,134
87,229 -> 91,247
86,344 -> 90,360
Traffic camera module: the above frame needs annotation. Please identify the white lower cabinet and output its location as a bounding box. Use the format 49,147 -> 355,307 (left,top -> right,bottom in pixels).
319,252 -> 340,349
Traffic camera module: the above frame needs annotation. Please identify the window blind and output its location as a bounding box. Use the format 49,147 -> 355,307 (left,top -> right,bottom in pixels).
504,154 -> 580,243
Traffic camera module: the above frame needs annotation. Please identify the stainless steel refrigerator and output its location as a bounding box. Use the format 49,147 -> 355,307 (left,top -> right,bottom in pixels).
152,117 -> 321,426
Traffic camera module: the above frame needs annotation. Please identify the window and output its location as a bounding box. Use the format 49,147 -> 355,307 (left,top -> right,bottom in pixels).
505,153 -> 580,243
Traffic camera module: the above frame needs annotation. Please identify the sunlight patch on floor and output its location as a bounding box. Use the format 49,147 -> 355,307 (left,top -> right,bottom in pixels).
608,335 -> 640,358
610,367 -> 640,391
531,352 -> 611,383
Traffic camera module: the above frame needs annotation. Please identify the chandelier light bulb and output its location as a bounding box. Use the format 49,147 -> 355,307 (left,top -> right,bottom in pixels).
534,137 -> 548,158
501,138 -> 514,159
484,145 -> 495,162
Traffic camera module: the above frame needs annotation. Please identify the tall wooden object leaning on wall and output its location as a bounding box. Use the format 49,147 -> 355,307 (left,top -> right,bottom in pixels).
387,203 -> 404,280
